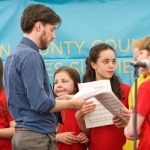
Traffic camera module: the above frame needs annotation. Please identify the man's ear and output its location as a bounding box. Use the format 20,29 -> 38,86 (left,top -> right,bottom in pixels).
90,62 -> 96,70
34,21 -> 43,32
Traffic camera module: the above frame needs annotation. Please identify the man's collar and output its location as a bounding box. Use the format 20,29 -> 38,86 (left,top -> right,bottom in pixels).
20,37 -> 39,52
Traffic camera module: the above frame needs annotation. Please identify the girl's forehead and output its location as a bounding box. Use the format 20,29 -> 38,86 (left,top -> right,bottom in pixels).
98,49 -> 115,58
55,71 -> 71,79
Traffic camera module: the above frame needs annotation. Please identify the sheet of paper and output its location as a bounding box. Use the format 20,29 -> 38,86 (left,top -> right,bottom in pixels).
74,80 -> 113,128
95,91 -> 128,123
84,97 -> 113,128
74,80 -> 112,100
74,80 -> 128,128
73,85 -> 97,99
78,80 -> 112,91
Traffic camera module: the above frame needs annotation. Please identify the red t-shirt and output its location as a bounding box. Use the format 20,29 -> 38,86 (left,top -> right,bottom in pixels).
89,83 -> 130,150
57,109 -> 87,150
136,80 -> 150,150
0,87 -> 14,150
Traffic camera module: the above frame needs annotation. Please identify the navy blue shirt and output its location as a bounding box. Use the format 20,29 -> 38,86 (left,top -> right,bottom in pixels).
4,37 -> 59,134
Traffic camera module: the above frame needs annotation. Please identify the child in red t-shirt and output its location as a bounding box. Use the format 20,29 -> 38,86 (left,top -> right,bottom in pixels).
125,36 -> 150,150
76,43 -> 130,150
0,58 -> 15,150
54,66 -> 89,150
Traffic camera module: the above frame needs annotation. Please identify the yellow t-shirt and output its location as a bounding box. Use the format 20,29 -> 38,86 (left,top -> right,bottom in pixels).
123,74 -> 150,150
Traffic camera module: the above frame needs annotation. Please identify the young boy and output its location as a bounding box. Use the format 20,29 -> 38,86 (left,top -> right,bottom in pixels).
124,36 -> 150,150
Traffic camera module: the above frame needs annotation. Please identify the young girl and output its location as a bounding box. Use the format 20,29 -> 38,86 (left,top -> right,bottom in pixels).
53,66 -> 89,150
0,57 -> 16,150
125,36 -> 150,150
76,43 -> 130,150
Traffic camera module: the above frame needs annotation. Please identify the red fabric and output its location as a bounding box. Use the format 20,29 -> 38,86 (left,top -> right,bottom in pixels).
89,83 -> 130,150
0,87 -> 14,150
136,80 -> 150,150
57,109 -> 87,150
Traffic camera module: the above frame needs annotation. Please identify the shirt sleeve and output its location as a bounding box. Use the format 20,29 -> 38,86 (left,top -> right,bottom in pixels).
21,52 -> 55,113
137,86 -> 150,117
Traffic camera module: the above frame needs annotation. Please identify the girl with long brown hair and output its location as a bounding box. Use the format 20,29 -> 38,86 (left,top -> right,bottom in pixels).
76,43 -> 130,150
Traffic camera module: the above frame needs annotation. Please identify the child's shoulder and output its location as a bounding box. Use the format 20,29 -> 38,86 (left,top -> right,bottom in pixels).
120,82 -> 130,90
140,79 -> 150,89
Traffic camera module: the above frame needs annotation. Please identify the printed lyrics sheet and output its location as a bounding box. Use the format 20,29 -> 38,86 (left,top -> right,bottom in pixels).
73,80 -> 128,128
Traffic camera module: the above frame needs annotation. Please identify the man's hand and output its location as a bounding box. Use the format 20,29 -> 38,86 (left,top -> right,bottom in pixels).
70,98 -> 86,110
56,94 -> 73,100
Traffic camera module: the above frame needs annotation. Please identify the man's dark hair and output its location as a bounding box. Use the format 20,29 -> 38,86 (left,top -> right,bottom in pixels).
21,4 -> 62,33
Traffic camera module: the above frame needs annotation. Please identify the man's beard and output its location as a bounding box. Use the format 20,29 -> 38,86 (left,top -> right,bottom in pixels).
39,30 -> 49,50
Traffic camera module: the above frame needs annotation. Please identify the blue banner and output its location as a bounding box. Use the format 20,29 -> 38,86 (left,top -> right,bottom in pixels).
1,0 -> 150,86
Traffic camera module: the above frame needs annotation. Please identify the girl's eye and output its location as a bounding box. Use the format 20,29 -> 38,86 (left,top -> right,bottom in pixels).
113,60 -> 116,64
63,80 -> 67,83
54,81 -> 58,84
103,61 -> 108,64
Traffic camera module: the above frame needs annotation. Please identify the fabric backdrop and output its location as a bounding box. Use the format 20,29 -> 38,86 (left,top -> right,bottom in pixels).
1,0 -> 150,86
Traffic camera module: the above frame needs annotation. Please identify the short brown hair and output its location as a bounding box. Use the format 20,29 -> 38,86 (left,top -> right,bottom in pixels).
133,38 -> 143,49
139,36 -> 150,54
21,4 -> 62,33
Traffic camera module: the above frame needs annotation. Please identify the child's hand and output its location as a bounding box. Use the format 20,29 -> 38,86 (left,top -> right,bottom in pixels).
81,101 -> 95,115
76,132 -> 89,143
120,107 -> 132,120
75,101 -> 95,118
56,132 -> 79,145
112,115 -> 127,128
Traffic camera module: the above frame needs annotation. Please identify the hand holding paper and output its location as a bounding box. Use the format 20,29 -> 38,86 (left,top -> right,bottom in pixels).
81,101 -> 96,115
74,80 -> 129,128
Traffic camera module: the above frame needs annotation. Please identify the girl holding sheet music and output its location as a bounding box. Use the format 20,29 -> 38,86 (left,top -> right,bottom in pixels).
53,66 -> 89,150
76,43 -> 130,150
